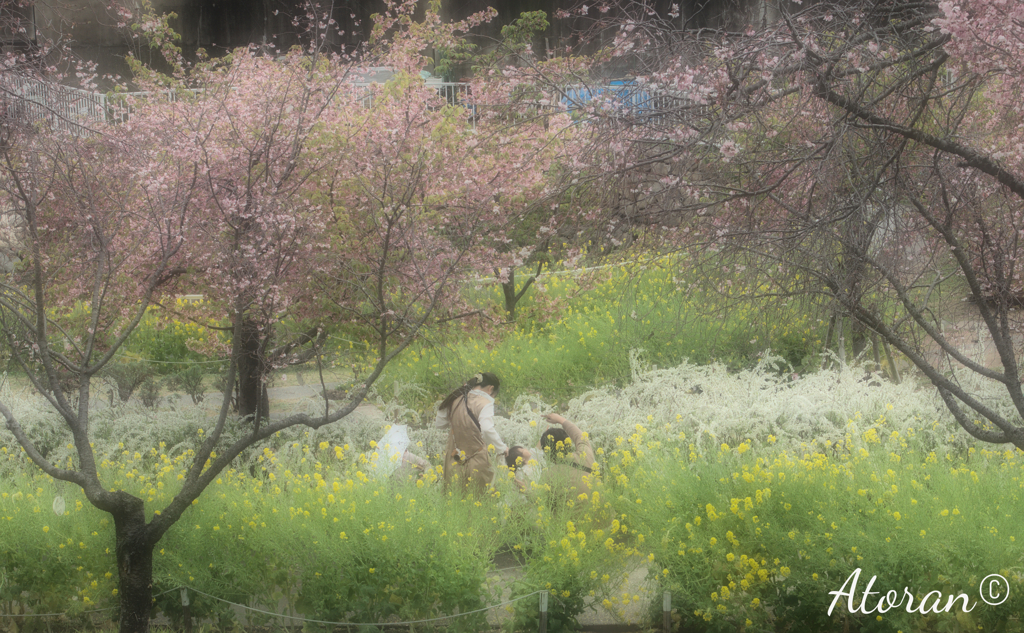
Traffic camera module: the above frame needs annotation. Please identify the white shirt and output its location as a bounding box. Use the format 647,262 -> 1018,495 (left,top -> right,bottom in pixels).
434,389 -> 508,454
516,462 -> 540,488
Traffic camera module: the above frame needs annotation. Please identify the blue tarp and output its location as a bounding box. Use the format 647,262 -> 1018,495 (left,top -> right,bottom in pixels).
561,80 -> 655,115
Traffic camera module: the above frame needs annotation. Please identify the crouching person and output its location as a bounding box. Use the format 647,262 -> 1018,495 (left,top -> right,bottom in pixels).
375,424 -> 432,483
394,449 -> 431,483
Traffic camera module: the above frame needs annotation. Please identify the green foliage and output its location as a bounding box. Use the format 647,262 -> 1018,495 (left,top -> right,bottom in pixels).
376,255 -> 830,408
0,438 -> 631,631
604,424 -> 1024,633
50,254 -> 841,413
102,360 -> 154,403
120,0 -> 187,84
472,11 -> 550,72
501,477 -> 634,632
0,473 -> 114,629
122,304 -> 224,375
138,378 -> 161,408
168,365 -> 205,405
3,356 -> 1024,631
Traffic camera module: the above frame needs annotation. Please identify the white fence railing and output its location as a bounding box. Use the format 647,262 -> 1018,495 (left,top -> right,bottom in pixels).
1,72 -> 706,135
1,73 -> 478,133
103,88 -> 205,124
1,73 -> 108,135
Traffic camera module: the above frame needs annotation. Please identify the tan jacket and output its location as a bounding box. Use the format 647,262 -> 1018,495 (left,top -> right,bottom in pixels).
438,391 -> 497,494
540,419 -> 598,500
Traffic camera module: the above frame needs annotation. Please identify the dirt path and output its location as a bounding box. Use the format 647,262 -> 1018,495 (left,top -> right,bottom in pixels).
908,298 -> 1023,373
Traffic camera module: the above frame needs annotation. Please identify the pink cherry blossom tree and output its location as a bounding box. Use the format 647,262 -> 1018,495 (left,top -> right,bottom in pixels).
0,2 -> 559,630
123,49 -> 359,425
0,101 -> 198,633
548,0 -> 1024,448
309,71 -> 562,337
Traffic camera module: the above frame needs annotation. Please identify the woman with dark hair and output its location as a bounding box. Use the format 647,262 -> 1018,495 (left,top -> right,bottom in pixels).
434,372 -> 508,493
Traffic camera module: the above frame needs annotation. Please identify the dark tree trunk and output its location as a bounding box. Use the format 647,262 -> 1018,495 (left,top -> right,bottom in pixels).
113,495 -> 154,633
841,208 -> 877,361
498,262 -> 543,322
501,268 -> 519,321
237,318 -> 269,425
851,319 -> 868,358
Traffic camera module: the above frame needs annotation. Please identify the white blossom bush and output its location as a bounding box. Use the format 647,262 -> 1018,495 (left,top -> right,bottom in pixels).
0,350 -> 1005,475
494,350 -> 988,459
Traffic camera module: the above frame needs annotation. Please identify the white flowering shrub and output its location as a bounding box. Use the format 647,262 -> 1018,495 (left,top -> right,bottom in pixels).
493,350 -> 985,458
0,350 -> 1000,473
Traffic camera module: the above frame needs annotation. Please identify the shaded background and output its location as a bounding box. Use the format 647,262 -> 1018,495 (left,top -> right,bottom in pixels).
24,0 -> 770,84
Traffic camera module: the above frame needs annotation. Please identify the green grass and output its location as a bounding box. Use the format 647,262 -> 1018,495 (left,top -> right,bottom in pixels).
374,254 -> 832,407
0,438 -> 633,632
603,424 -> 1024,633
3,409 -> 1023,632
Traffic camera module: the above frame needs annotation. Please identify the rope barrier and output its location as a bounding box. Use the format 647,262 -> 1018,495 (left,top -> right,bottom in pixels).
0,586 -> 184,618
182,586 -> 543,626
325,333 -> 374,349
461,255 -> 676,285
30,260 -> 673,370
0,586 -> 543,626
0,606 -> 115,618
109,333 -> 369,365
119,356 -> 230,365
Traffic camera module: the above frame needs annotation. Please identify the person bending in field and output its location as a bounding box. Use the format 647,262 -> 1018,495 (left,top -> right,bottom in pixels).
434,372 -> 508,494
375,424 -> 432,483
394,449 -> 431,483
537,412 -> 598,500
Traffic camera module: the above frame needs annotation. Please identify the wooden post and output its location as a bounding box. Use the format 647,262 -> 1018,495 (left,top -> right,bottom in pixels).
539,590 -> 549,633
872,334 -> 882,372
180,588 -> 192,633
663,591 -> 671,633
821,313 -> 836,370
837,317 -> 847,366
882,339 -> 902,384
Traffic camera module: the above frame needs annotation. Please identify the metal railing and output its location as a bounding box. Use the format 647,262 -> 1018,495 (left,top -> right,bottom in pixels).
1,72 -> 706,135
349,80 -> 475,124
0,73 -> 108,135
1,73 -> 477,132
103,88 -> 203,124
